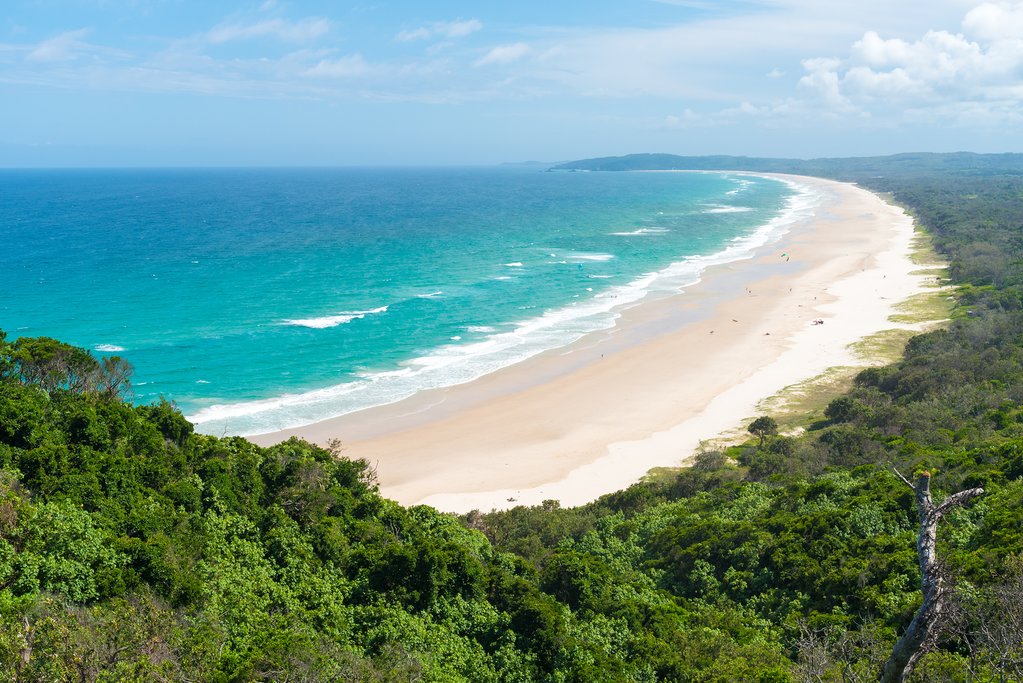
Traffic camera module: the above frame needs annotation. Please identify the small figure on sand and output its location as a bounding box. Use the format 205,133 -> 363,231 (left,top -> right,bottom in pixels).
811,318 -> 824,326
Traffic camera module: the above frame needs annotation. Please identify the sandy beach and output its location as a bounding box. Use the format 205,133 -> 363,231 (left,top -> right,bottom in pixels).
252,174 -> 935,513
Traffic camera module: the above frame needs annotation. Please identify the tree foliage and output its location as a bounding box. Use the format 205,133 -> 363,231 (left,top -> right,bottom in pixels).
749,416 -> 779,447
3,153 -> 1023,679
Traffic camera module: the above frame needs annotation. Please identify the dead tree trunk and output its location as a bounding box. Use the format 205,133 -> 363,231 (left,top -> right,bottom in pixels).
880,470 -> 984,682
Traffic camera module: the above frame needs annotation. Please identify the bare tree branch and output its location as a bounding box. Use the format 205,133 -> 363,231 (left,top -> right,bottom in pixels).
933,488 -> 984,519
880,471 -> 984,682
892,466 -> 914,490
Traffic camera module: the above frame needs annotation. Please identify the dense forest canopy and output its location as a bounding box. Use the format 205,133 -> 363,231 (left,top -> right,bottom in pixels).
2,153 -> 1023,680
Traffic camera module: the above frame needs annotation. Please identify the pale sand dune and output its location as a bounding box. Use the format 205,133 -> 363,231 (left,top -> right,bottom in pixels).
251,174 -> 935,513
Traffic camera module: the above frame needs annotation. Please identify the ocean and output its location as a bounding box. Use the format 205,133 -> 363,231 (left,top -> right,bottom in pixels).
0,167 -> 815,436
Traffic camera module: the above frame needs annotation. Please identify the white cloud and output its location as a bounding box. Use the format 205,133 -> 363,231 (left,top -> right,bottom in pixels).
854,30 -> 915,69
798,58 -> 852,109
843,65 -> 923,99
395,19 -> 482,43
962,1 -> 1023,41
395,27 -> 430,42
26,28 -> 92,63
305,54 -> 373,78
476,5 -> 871,102
442,19 -> 483,39
475,43 -> 530,67
795,1 -> 1023,121
730,101 -> 769,116
8,0 -> 994,122
206,18 -> 330,44
661,109 -> 702,128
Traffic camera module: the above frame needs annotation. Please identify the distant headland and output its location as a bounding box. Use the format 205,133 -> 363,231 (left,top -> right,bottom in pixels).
550,151 -> 1023,177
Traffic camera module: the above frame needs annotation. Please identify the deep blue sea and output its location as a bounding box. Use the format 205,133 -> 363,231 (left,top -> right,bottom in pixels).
0,167 -> 812,436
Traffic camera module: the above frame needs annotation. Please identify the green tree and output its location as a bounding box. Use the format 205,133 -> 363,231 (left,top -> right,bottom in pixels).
11,337 -> 99,395
97,355 -> 134,400
0,330 -> 12,383
748,416 -> 779,447
16,499 -> 126,603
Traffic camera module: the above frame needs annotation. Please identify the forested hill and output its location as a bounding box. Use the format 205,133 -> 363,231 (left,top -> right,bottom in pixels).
3,156 -> 1023,680
551,151 -> 1023,178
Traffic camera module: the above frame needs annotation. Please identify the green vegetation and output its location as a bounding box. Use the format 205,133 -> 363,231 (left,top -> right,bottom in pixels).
3,152 -> 1023,680
748,416 -> 779,447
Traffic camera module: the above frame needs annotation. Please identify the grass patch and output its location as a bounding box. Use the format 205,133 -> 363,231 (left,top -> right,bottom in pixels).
901,230 -> 955,324
889,291 -> 953,324
851,328 -> 919,362
641,466 -> 684,484
754,365 -> 861,433
908,230 -> 944,267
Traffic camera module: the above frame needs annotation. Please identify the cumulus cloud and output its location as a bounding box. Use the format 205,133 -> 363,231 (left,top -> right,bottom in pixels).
797,1 -> 1023,118
395,19 -> 482,43
798,57 -> 852,108
475,43 -> 530,67
962,1 -> 1023,40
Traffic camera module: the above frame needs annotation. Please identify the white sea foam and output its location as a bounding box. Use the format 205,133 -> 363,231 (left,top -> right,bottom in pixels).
417,291 -> 444,299
190,176 -> 823,436
610,228 -> 670,236
282,306 -> 388,329
94,344 -> 125,353
504,262 -> 524,267
467,325 -> 497,333
567,252 -> 614,262
704,205 -> 754,214
725,178 -> 754,196
284,314 -> 361,329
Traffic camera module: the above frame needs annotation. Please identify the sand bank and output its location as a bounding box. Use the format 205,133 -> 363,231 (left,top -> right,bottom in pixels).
252,174 -> 936,513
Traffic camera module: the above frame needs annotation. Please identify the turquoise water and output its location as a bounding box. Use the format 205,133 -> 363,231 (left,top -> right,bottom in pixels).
0,167 -> 809,435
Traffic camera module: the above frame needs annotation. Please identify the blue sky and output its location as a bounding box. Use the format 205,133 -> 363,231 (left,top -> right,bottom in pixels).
1,0 -> 1021,166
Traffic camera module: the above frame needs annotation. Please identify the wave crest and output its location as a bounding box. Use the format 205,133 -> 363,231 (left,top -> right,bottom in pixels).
282,306 -> 388,329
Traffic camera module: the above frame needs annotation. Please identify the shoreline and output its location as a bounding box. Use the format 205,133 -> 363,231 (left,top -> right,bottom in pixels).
251,174 -> 938,513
